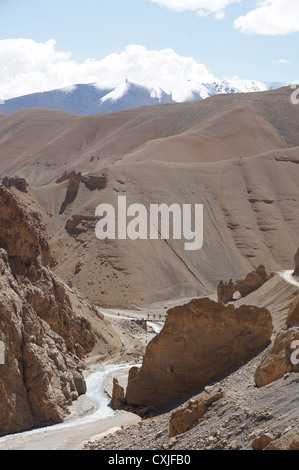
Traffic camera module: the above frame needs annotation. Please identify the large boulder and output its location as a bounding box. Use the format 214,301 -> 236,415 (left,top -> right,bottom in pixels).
264,429 -> 299,450
0,185 -> 95,437
111,378 -> 125,410
169,389 -> 223,437
125,298 -> 273,408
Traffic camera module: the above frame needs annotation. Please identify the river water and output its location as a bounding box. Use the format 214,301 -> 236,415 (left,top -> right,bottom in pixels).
0,362 -> 133,445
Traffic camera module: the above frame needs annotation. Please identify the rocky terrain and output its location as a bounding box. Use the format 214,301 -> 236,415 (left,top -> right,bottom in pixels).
85,348 -> 299,451
85,275 -> 299,451
124,299 -> 273,407
0,184 -> 144,437
0,184 -> 94,436
0,86 -> 298,449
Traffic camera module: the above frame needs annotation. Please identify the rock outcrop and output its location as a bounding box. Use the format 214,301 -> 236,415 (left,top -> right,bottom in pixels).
0,185 -> 95,437
293,248 -> 299,277
2,177 -> 28,193
251,433 -> 278,450
217,265 -> 273,304
255,296 -> 299,388
81,175 -> 107,191
65,215 -> 98,237
59,171 -> 81,214
56,171 -> 107,192
254,327 -> 299,387
111,378 -> 125,410
125,298 -> 273,408
58,171 -> 107,214
286,297 -> 299,328
169,389 -> 223,438
264,429 -> 299,450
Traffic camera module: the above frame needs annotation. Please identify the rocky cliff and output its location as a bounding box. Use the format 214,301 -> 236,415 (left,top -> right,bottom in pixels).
0,185 -> 95,437
255,296 -> 299,387
125,298 -> 273,408
217,265 -> 273,304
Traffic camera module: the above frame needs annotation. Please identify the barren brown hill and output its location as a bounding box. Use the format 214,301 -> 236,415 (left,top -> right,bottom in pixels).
122,101 -> 287,164
0,87 -> 297,308
30,148 -> 299,309
0,86 -> 298,186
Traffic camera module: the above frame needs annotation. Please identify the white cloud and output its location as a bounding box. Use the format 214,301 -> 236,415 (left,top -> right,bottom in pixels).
0,40 -> 216,100
234,0 -> 299,35
149,0 -> 241,19
273,58 -> 292,64
214,10 -> 226,20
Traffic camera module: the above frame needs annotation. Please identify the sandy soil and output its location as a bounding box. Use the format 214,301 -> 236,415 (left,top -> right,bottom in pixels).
0,411 -> 140,451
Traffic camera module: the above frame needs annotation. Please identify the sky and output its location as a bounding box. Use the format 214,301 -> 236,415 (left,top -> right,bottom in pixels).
0,0 -> 298,99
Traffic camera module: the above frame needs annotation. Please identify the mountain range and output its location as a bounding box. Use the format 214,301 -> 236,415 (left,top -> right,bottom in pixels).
0,78 -> 285,116
0,85 -> 297,309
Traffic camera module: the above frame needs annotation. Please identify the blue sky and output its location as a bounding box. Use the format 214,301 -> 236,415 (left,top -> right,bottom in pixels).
0,0 -> 298,98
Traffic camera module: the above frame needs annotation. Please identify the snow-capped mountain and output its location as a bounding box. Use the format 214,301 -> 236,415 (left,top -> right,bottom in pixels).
0,79 -> 285,116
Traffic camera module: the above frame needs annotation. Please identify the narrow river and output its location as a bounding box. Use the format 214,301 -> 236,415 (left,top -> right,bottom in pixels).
0,363 -> 140,450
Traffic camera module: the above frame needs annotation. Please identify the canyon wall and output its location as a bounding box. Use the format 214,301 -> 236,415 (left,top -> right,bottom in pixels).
0,185 -> 95,437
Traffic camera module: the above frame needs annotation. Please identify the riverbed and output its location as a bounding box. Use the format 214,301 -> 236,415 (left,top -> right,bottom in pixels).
0,363 -> 140,450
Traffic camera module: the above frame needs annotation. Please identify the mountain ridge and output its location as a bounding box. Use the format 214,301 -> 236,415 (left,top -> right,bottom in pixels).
0,78 -> 285,116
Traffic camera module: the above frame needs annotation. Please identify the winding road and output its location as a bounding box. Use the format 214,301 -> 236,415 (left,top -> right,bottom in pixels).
99,307 -> 164,333
278,270 -> 299,288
